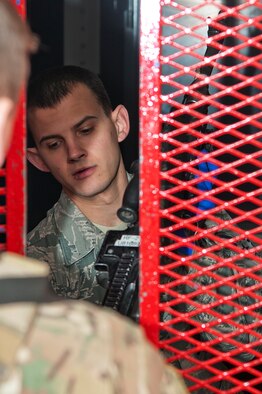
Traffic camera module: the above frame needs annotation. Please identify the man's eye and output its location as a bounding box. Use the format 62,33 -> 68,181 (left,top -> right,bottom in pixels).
80,127 -> 93,135
47,141 -> 61,150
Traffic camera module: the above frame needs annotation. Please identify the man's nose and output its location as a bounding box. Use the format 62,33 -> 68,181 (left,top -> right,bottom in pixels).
67,140 -> 86,162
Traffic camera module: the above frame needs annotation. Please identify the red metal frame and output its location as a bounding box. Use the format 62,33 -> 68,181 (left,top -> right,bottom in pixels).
6,0 -> 26,254
139,0 -> 161,344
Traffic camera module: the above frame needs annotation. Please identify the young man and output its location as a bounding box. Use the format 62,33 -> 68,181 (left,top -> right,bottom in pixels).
26,66 -> 131,301
0,2 -> 189,393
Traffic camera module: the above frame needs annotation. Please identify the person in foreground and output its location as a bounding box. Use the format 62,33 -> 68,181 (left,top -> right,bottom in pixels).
0,1 -> 189,393
26,65 -> 132,302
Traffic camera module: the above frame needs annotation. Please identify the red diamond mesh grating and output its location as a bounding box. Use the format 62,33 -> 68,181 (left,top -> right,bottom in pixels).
139,1 -> 262,393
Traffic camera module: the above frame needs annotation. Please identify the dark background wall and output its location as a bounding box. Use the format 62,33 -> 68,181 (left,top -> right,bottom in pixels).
27,0 -> 64,232
26,0 -> 139,232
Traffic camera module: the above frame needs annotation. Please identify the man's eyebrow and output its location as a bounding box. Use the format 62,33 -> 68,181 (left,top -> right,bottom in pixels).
39,116 -> 98,144
72,115 -> 97,130
39,134 -> 62,145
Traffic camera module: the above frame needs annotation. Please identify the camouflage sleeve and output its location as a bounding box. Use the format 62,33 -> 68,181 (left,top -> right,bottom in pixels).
15,301 -> 188,394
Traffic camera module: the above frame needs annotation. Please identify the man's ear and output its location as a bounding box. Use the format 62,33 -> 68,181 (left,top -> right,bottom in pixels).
27,147 -> 50,172
112,105 -> 130,142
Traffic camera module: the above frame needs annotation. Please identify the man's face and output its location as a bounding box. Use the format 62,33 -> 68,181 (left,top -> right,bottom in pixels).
28,83 -> 128,200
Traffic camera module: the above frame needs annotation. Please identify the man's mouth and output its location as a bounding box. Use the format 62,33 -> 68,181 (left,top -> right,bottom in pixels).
73,166 -> 95,180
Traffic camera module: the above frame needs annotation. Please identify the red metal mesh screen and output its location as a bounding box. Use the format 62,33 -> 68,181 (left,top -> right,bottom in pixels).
139,1 -> 262,393
0,0 -> 26,254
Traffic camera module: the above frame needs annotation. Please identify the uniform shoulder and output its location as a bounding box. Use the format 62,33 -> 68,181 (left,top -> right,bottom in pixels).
27,204 -> 57,244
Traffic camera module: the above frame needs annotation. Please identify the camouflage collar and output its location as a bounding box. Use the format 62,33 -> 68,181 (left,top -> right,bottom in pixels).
53,191 -> 104,266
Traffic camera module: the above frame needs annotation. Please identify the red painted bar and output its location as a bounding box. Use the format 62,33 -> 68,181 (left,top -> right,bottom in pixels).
6,0 -> 26,254
139,0 -> 161,345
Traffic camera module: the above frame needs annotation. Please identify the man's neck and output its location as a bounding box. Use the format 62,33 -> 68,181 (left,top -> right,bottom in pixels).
75,194 -> 125,227
65,172 -> 128,227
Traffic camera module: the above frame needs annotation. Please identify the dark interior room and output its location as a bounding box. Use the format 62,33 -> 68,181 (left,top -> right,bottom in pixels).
26,0 -> 139,232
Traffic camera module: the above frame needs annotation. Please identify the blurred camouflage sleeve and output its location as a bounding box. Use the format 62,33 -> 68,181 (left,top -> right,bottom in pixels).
29,303 -> 188,393
0,251 -> 188,394
0,301 -> 188,393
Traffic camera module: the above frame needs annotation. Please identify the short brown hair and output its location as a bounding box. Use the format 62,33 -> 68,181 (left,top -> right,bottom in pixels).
0,0 -> 36,102
28,65 -> 112,117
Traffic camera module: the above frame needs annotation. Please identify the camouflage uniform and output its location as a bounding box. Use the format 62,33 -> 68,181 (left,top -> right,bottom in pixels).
27,191 -> 106,302
0,252 -> 189,394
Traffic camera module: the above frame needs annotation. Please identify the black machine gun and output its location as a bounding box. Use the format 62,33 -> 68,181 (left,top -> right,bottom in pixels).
95,160 -> 140,322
